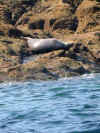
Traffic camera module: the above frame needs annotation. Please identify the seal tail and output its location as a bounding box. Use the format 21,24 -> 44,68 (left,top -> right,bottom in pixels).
62,41 -> 74,50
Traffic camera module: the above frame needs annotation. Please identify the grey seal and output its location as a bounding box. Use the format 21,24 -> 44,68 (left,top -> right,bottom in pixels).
23,37 -> 73,53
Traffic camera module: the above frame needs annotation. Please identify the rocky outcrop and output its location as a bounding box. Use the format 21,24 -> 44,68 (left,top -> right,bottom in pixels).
76,0 -> 100,33
0,0 -> 100,82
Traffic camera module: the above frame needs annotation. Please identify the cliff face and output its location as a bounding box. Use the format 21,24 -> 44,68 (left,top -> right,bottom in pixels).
0,0 -> 100,81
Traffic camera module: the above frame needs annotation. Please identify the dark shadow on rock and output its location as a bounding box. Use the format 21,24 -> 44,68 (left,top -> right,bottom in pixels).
18,17 -> 30,25
3,9 -> 12,24
2,40 -> 13,44
29,19 -> 45,30
64,65 -> 90,75
21,0 -> 37,6
8,29 -> 24,38
3,0 -> 38,25
0,31 -> 5,36
66,52 -> 94,65
62,0 -> 84,13
50,18 -> 56,26
53,17 -> 78,31
42,67 -> 59,80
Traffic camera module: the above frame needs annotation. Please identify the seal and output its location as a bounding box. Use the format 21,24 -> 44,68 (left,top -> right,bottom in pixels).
23,37 -> 73,53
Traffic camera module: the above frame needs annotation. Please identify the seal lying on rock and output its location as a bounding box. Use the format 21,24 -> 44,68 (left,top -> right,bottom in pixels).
23,37 -> 73,53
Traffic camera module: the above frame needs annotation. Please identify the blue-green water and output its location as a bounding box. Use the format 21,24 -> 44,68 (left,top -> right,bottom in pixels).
0,74 -> 100,133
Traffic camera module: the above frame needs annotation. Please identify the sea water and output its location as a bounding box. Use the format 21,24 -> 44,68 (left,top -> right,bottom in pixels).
0,74 -> 100,133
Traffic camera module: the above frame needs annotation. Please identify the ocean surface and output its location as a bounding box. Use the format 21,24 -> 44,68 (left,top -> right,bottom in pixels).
0,74 -> 100,133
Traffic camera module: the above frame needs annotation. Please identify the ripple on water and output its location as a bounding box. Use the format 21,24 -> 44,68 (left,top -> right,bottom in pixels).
0,74 -> 100,133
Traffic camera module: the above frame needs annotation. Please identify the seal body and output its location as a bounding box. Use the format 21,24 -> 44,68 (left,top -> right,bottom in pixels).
24,37 -> 73,53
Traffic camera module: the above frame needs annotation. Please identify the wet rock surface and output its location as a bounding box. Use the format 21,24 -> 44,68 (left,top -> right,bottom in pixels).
0,0 -> 100,81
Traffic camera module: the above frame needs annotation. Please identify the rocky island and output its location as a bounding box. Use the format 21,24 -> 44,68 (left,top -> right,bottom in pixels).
0,0 -> 100,82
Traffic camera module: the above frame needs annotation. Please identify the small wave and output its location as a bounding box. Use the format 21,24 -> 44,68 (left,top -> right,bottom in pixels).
58,73 -> 98,81
0,73 -> 99,88
81,73 -> 96,79
0,73 -> 100,86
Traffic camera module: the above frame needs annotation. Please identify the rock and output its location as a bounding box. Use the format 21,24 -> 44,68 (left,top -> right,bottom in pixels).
16,1 -> 73,35
76,0 -> 100,33
0,0 -> 100,81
